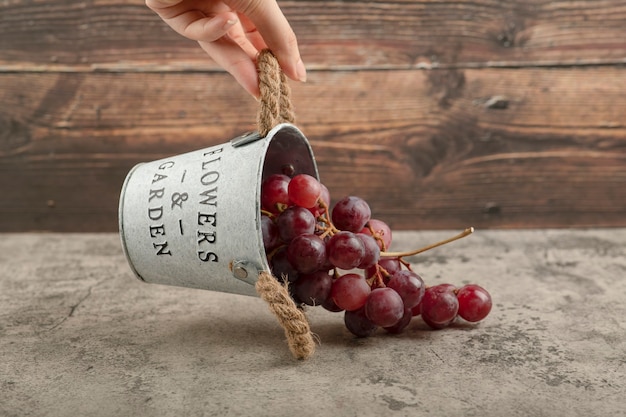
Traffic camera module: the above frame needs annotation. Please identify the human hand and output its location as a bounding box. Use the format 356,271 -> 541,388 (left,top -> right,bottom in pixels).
146,0 -> 306,98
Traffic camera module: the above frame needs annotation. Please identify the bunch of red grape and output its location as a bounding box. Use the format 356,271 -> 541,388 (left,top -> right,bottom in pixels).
260,172 -> 492,337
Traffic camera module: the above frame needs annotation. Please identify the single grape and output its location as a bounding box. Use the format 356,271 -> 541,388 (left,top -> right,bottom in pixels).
261,214 -> 279,252
360,219 -> 392,251
269,247 -> 299,283
387,270 -> 425,309
331,196 -> 371,232
356,233 -> 381,269
286,234 -> 327,274
420,286 -> 459,329
344,307 -> 378,338
456,284 -> 492,322
292,270 -> 333,306
327,231 -> 365,270
261,174 -> 290,214
330,273 -> 371,311
384,307 -> 413,334
365,288 -> 405,327
288,174 -> 322,209
276,206 -> 316,242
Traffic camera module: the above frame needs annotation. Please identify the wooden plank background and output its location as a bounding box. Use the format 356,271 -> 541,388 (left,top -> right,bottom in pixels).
1,0 -> 625,232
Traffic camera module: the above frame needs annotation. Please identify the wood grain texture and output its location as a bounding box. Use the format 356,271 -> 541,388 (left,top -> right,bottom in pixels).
1,0 -> 625,231
1,66 -> 624,231
1,0 -> 625,70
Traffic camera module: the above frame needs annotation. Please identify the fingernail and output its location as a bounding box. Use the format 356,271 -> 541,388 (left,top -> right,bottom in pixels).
223,18 -> 237,29
295,59 -> 307,82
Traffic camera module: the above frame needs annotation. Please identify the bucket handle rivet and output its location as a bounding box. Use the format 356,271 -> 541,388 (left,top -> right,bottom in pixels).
230,260 -> 259,285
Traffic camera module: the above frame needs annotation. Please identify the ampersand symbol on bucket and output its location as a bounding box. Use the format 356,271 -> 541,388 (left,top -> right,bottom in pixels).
171,192 -> 188,209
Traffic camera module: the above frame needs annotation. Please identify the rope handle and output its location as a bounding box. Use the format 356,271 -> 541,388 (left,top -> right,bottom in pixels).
257,49 -> 296,137
256,272 -> 315,360
255,50 -> 315,360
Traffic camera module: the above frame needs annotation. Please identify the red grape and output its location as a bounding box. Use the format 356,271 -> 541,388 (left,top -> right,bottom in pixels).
288,174 -> 322,209
276,206 -> 316,242
456,284 -> 492,322
344,307 -> 378,338
261,174 -> 290,214
269,247 -> 299,283
286,234 -> 327,274
331,196 -> 371,233
327,231 -> 365,270
261,214 -> 279,252
386,270 -> 425,309
330,273 -> 371,311
293,270 -> 333,306
365,288 -> 404,327
410,284 -> 454,317
420,286 -> 459,329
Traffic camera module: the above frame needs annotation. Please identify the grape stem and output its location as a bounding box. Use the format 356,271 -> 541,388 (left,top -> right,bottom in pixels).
260,209 -> 276,219
368,263 -> 390,289
366,223 -> 387,251
380,227 -> 474,258
316,199 -> 340,238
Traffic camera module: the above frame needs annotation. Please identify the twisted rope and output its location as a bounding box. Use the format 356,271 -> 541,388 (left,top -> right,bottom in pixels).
257,49 -> 296,137
256,272 -> 315,360
255,50 -> 314,360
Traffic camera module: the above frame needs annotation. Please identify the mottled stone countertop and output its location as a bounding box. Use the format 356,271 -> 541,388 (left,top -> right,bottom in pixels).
1,229 -> 624,416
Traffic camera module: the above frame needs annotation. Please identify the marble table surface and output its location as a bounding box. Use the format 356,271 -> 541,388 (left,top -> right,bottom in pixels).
1,229 -> 624,416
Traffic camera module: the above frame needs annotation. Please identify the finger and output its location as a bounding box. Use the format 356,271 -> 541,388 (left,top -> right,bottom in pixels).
198,38 -> 261,98
146,0 -> 230,15
236,12 -> 268,54
225,0 -> 306,82
150,7 -> 240,43
146,0 -> 183,7
224,16 -> 260,59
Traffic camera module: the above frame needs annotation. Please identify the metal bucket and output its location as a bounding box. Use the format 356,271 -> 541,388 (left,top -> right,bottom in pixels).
119,123 -> 318,297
